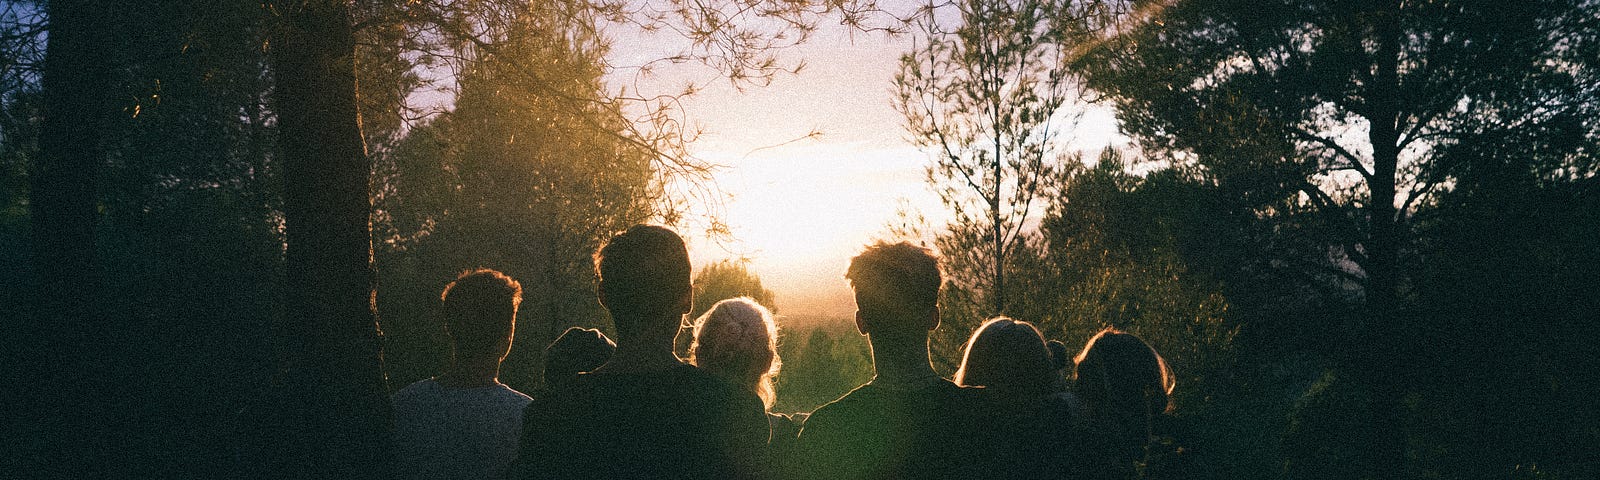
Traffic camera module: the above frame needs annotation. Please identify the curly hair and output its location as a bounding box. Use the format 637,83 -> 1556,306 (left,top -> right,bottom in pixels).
689,297 -> 781,409
440,268 -> 523,359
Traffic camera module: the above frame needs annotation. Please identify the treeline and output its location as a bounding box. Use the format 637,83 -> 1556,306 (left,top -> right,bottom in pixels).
4,1 -> 1599,479
0,1 -> 858,478
887,1 -> 1600,479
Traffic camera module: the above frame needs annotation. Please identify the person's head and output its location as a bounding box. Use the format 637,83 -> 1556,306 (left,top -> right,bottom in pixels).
954,317 -> 1057,395
543,327 -> 615,388
689,297 -> 780,409
846,241 -> 942,340
440,268 -> 523,363
1047,339 -> 1072,370
1046,339 -> 1073,390
1073,328 -> 1176,423
594,225 -> 693,342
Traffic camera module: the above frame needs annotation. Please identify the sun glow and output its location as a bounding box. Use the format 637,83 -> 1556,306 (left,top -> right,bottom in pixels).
632,19 -> 1127,321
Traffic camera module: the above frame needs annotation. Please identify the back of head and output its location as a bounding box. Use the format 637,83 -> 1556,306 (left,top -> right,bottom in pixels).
594,225 -> 692,340
954,317 -> 1056,394
441,268 -> 523,360
1046,339 -> 1071,372
544,327 -> 616,388
846,241 -> 942,336
689,297 -> 780,408
1073,328 -> 1175,420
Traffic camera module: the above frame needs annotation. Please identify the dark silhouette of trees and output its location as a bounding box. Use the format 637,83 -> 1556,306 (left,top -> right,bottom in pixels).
1075,0 -> 1600,476
261,1 -> 390,478
24,0 -> 111,476
6,0 -> 1594,478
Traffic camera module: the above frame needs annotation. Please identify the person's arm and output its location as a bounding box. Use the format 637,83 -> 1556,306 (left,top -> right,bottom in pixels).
718,388 -> 774,480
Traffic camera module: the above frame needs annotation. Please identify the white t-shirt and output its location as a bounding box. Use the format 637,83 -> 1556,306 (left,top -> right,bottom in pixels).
392,378 -> 533,480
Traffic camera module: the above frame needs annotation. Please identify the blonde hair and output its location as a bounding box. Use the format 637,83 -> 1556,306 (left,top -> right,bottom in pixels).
689,297 -> 781,409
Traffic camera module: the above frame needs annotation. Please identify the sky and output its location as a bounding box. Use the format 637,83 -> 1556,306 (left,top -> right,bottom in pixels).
613,21 -> 1126,319
664,28 -> 941,319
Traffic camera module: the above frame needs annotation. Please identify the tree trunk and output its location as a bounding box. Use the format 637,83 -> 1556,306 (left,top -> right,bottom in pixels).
993,109 -> 1007,316
1362,5 -> 1409,478
264,1 -> 391,478
26,1 -> 113,476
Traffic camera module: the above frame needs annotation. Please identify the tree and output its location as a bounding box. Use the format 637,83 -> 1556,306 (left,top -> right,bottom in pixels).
25,0 -> 113,475
692,259 -> 777,319
893,0 -> 1081,317
1076,0 -> 1600,476
374,3 -> 663,393
260,1 -> 389,478
669,259 -> 776,358
1034,152 -> 1237,409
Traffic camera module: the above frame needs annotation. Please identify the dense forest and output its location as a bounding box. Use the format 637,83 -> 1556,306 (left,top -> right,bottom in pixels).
3,0 -> 1598,479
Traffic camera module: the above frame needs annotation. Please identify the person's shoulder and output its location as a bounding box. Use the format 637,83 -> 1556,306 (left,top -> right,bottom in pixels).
491,383 -> 534,408
928,378 -> 968,395
669,362 -> 726,385
805,383 -> 881,426
670,363 -> 752,400
391,378 -> 439,402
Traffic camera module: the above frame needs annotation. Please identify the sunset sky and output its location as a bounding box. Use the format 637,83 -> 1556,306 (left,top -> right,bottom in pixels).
622,21 -> 1127,319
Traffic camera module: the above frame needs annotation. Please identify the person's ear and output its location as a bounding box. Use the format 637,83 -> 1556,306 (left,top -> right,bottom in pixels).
925,306 -> 941,332
677,286 -> 692,315
854,311 -> 869,336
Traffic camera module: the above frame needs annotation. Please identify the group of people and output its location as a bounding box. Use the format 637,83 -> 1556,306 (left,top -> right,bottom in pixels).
391,224 -> 1176,480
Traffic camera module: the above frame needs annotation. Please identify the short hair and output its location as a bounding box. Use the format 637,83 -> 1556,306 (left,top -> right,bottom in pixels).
1073,328 -> 1176,418
544,327 -> 615,388
440,268 -> 523,359
846,241 -> 942,330
954,317 -> 1057,394
594,225 -> 692,338
690,297 -> 780,409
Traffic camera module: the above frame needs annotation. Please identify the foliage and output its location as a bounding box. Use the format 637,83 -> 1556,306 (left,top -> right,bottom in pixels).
1398,170 -> 1600,478
1076,1 -> 1600,475
1282,370 -> 1379,480
375,4 -> 658,394
6,0 -> 1598,477
773,321 -> 873,414
0,2 -> 41,222
1032,152 -> 1238,412
692,259 -> 777,319
1076,0 -> 1600,315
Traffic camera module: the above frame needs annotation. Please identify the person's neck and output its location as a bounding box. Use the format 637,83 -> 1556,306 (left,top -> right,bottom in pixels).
597,322 -> 683,373
868,335 -> 940,388
436,356 -> 502,388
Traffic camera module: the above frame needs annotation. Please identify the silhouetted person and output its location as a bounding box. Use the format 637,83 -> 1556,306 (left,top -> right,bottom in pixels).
392,268 -> 529,480
1073,328 -> 1176,472
955,318 -> 1126,479
1046,338 -> 1073,392
515,225 -> 769,479
539,327 -> 614,395
792,241 -> 977,479
955,317 -> 1059,394
689,297 -> 806,473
